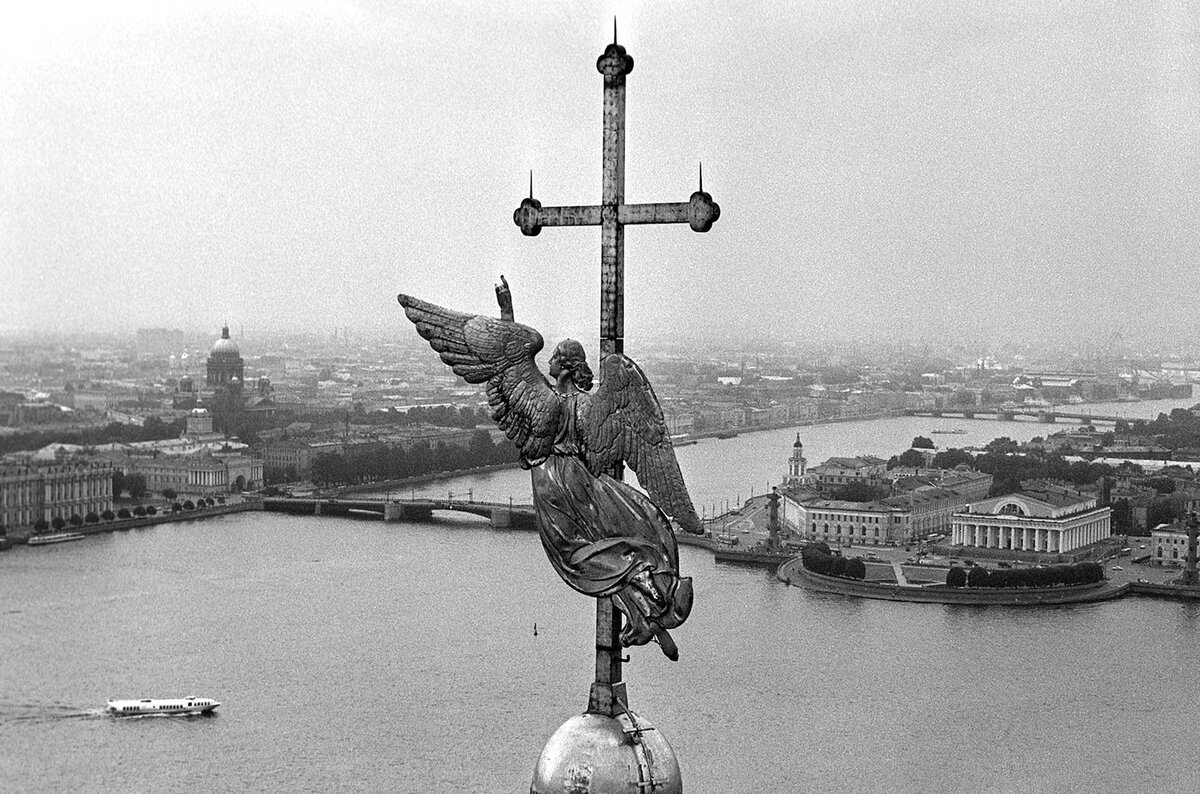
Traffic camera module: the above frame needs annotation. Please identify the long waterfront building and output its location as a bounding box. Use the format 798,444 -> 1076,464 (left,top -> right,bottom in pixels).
0,462 -> 114,531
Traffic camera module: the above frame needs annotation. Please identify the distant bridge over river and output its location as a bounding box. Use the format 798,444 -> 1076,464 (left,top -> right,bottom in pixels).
906,408 -> 1126,425
261,496 -> 537,530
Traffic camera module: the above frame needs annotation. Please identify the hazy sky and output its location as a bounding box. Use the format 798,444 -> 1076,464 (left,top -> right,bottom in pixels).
3,0 -> 1197,352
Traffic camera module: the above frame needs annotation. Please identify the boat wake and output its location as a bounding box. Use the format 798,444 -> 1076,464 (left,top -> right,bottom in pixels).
0,701 -> 107,723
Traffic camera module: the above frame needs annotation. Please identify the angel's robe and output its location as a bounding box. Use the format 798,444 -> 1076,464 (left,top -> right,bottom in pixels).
529,392 -> 693,649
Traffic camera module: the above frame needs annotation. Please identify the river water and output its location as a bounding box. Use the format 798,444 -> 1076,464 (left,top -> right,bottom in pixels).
2,398 -> 1197,793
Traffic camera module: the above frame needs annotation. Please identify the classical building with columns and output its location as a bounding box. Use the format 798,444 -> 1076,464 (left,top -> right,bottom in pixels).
950,487 -> 1110,555
0,461 -> 114,531
127,449 -> 263,498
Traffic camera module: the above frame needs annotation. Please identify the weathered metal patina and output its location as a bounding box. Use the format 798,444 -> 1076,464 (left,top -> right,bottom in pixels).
398,283 -> 698,662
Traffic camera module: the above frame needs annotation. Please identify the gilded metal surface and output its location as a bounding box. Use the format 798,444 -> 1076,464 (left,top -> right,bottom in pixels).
530,712 -> 682,794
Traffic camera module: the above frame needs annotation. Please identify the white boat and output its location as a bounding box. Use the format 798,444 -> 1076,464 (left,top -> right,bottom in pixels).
28,532 -> 86,546
107,697 -> 220,716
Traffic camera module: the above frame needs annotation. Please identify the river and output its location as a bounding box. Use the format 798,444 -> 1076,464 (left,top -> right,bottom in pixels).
1,397 -> 1196,793
383,397 -> 1199,513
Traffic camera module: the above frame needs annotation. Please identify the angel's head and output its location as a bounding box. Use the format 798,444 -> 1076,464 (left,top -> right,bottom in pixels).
549,339 -> 593,392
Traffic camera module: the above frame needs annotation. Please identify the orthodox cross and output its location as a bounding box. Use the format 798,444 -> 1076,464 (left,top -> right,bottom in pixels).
513,27 -> 720,718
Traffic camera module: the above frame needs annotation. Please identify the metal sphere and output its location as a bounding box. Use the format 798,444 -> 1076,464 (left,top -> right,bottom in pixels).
530,711 -> 681,794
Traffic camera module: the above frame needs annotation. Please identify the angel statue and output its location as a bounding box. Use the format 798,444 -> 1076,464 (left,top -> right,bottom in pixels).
397,277 -> 697,660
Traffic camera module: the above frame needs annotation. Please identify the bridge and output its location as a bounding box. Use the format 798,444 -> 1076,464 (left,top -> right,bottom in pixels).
261,496 -> 538,530
906,408 -> 1126,425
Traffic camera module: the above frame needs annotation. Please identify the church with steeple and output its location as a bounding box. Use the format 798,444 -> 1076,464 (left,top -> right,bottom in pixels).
785,433 -> 807,485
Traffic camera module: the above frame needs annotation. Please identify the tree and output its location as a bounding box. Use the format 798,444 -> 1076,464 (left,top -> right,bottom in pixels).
146,505 -> 158,515
163,488 -> 178,501
1147,478 -> 1177,495
896,449 -> 927,468
912,436 -> 935,450
966,566 -> 989,587
52,516 -> 66,530
984,437 -> 1020,455
133,506 -> 147,517
171,502 -> 183,513
1147,497 -> 1182,531
34,518 -> 49,532
1109,500 -> 1134,535
117,508 -> 132,519
111,470 -> 126,499
945,566 -> 967,588
183,500 -> 195,510
101,509 -> 115,521
126,474 -> 147,500
845,558 -> 867,580
85,512 -> 100,524
69,514 -> 83,526
932,449 -> 975,469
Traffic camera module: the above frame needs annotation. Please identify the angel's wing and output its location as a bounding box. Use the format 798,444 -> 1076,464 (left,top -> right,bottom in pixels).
397,293 -> 560,465
578,353 -> 701,534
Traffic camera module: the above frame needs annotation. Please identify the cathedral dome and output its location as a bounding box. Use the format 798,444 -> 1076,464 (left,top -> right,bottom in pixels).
211,326 -> 240,357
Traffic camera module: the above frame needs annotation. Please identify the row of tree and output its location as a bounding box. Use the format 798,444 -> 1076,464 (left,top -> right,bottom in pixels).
945,562 -> 1104,588
33,506 -> 157,531
305,430 -> 517,487
29,497 -> 222,533
0,417 -> 187,456
801,542 -> 868,580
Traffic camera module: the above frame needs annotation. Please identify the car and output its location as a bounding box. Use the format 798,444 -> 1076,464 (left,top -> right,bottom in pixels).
998,561 -> 1012,569
1111,565 -> 1124,571
964,560 -> 976,567
1138,578 -> 1149,583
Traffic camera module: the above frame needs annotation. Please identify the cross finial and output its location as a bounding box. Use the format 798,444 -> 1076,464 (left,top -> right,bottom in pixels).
699,162 -> 703,193
613,17 -> 617,44
529,170 -> 534,200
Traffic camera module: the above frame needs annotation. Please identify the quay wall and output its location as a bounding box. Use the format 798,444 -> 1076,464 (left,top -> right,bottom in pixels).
10,500 -> 263,545
1128,581 -> 1200,601
780,559 -> 1127,605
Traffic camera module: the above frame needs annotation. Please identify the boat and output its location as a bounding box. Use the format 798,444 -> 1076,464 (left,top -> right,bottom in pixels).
930,428 -> 967,435
27,532 -> 86,546
107,697 -> 220,716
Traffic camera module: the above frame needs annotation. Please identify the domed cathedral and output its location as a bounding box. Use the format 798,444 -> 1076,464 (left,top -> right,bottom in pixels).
206,325 -> 245,394
785,433 -> 807,485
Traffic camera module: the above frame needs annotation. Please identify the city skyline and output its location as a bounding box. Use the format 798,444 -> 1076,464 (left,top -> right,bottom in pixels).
3,1 -> 1197,350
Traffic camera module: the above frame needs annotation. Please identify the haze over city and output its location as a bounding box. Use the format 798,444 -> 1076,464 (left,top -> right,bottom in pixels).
3,0 -> 1198,352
